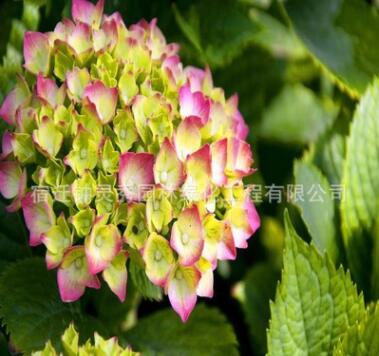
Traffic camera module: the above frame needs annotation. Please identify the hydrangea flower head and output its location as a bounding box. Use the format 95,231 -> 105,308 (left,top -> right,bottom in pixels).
0,0 -> 260,322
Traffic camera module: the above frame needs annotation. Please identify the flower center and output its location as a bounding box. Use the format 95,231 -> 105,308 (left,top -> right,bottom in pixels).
74,258 -> 83,269
175,270 -> 183,280
181,233 -> 190,245
95,234 -> 103,247
160,171 -> 168,183
120,129 -> 127,139
79,148 -> 87,160
154,250 -> 162,261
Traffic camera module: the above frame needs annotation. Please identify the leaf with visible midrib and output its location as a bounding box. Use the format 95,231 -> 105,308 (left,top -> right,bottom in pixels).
284,0 -> 379,97
267,211 -> 365,356
124,304 -> 238,356
340,79 -> 379,291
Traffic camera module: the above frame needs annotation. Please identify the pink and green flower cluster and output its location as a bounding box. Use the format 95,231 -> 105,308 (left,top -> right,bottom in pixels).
0,0 -> 260,321
33,324 -> 137,355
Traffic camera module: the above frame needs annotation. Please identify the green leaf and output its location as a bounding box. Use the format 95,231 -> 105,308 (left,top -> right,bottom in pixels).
237,262 -> 279,355
312,133 -> 346,186
124,304 -> 238,356
340,79 -> 379,291
267,211 -> 365,356
333,303 -> 379,356
128,250 -> 162,301
0,258 -> 104,353
293,160 -> 340,263
284,0 -> 379,96
259,84 -> 337,145
173,0 -> 260,68
249,9 -> 305,59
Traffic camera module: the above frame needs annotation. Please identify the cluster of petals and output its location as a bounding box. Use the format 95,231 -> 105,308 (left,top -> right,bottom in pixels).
0,0 -> 260,322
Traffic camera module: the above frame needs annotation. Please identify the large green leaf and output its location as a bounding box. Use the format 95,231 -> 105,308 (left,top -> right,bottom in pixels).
340,79 -> 379,291
259,84 -> 337,145
293,160 -> 339,263
333,303 -> 379,356
284,0 -> 379,96
173,0 -> 260,68
267,211 -> 365,355
124,304 -> 238,356
0,258 -> 105,353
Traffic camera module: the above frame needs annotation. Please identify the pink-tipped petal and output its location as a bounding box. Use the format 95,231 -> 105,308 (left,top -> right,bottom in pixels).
0,77 -> 30,126
5,168 -> 27,213
182,145 -> 212,201
67,22 -> 92,55
0,161 -> 22,199
36,74 -> 61,108
179,84 -> 210,124
217,223 -> 237,260
174,116 -> 202,161
72,0 -> 104,28
184,66 -> 213,93
21,192 -> 56,246
226,94 -> 249,140
83,81 -> 118,123
154,138 -> 184,191
103,251 -> 128,302
226,138 -> 254,179
196,258 -> 214,298
0,131 -> 13,160
167,264 -> 201,322
118,152 -> 155,201
85,223 -> 122,274
23,31 -> 51,75
226,194 -> 260,249
170,205 -> 204,266
58,246 -> 100,302
211,138 -> 227,186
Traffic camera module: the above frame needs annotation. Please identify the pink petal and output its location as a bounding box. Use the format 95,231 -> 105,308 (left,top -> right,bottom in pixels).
58,246 -> 100,302
72,0 -> 104,28
196,259 -> 214,298
184,66 -> 213,93
36,74 -> 60,107
23,32 -> 51,75
226,138 -> 254,179
170,205 -> 204,266
0,77 -> 30,126
0,131 -> 13,160
167,264 -> 201,322
102,251 -> 128,302
227,94 -> 249,140
67,22 -> 92,55
118,152 -> 155,201
0,161 -> 22,199
83,81 -> 118,123
217,223 -> 237,260
179,84 -> 210,125
21,192 -> 56,246
53,18 -> 75,41
85,223 -> 122,274
5,169 -> 27,213
211,138 -> 227,186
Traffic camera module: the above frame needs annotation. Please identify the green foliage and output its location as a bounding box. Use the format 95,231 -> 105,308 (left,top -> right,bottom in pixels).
284,0 -> 379,96
173,0 -> 260,68
341,79 -> 379,290
259,84 -> 337,145
124,304 -> 238,356
0,258 -> 105,353
293,160 -> 339,263
333,303 -> 379,355
267,211 -> 365,355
